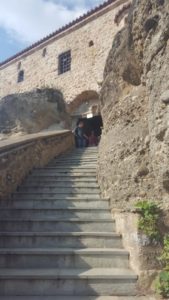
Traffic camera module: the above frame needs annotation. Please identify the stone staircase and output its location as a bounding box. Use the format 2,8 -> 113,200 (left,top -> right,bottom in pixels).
0,147 -> 140,299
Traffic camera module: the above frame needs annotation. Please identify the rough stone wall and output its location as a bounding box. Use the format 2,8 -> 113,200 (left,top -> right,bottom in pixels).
0,0 -> 128,103
98,0 -> 169,210
0,131 -> 74,200
113,210 -> 169,292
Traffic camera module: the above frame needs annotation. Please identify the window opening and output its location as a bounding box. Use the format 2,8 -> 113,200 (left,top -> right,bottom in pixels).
42,48 -> 47,57
17,70 -> 24,83
58,50 -> 71,75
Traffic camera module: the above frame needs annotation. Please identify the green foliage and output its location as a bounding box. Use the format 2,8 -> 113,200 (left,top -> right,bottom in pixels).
155,271 -> 169,298
135,200 -> 159,214
156,236 -> 169,297
159,235 -> 169,270
135,201 -> 169,297
135,201 -> 160,241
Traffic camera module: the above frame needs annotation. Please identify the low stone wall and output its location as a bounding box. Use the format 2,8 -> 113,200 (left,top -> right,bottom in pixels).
0,130 -> 74,200
112,210 -> 169,293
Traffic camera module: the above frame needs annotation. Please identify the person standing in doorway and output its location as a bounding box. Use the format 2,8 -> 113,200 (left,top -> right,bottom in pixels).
74,121 -> 88,148
88,130 -> 98,147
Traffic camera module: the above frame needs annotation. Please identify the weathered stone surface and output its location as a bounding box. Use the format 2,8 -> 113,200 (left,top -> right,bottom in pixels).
0,130 -> 74,200
98,0 -> 169,210
0,88 -> 70,136
160,90 -> 169,103
113,209 -> 169,293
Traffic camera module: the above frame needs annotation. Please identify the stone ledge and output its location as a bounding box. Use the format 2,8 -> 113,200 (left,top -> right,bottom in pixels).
0,130 -> 70,154
0,130 -> 74,200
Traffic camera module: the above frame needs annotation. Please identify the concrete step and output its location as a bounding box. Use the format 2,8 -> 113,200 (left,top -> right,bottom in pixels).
18,186 -> 100,194
72,155 -> 98,156
70,155 -> 97,158
56,155 -> 98,161
52,163 -> 97,167
66,155 -> 97,157
49,160 -> 97,163
53,158 -> 98,162
48,163 -> 97,167
75,148 -> 98,152
58,152 -> 97,155
23,181 -> 99,187
0,248 -> 129,269
12,193 -> 101,200
69,151 -> 98,153
50,157 -> 98,161
56,153 -> 97,156
0,232 -> 122,249
56,160 -> 97,164
28,174 -> 97,180
68,155 -> 97,158
0,219 -> 115,232
0,208 -> 111,219
60,153 -> 98,157
0,198 -> 109,209
76,147 -> 98,150
38,167 -> 96,170
0,268 -> 137,296
31,171 -> 97,176
26,177 -> 97,182
32,169 -> 97,175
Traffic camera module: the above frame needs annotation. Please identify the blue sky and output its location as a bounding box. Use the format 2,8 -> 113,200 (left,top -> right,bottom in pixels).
0,0 -> 104,62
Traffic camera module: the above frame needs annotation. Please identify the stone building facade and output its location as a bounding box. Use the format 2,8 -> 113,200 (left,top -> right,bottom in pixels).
0,0 -> 130,116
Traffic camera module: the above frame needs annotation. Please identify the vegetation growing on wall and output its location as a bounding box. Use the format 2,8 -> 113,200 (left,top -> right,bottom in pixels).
155,236 -> 169,298
135,201 -> 169,298
135,200 -> 160,241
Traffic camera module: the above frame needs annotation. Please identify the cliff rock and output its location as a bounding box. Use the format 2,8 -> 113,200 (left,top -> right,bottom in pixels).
98,0 -> 169,210
0,88 -> 70,137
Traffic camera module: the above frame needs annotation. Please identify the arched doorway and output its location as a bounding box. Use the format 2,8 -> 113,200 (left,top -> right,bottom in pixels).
68,90 -> 103,145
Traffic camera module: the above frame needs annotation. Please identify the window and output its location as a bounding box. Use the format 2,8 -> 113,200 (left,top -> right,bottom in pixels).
17,62 -> 22,70
89,40 -> 94,47
42,48 -> 47,57
17,70 -> 24,83
58,50 -> 71,75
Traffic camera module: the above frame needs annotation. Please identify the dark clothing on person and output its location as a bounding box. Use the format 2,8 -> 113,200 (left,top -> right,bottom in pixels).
75,127 -> 84,138
89,133 -> 98,146
75,126 -> 87,148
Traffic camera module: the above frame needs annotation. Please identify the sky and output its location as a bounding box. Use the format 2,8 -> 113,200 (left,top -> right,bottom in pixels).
0,0 -> 104,62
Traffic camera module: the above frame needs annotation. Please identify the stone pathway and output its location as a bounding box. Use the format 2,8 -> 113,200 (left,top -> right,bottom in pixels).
0,147 -> 156,298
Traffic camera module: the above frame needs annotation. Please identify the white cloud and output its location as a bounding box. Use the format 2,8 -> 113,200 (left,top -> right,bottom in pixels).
0,0 -> 103,44
50,0 -> 103,8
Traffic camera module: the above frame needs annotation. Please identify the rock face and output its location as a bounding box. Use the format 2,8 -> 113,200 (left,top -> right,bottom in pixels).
98,0 -> 169,209
0,89 -> 70,135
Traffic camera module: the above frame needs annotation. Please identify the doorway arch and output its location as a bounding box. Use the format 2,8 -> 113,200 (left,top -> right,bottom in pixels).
68,90 -> 100,124
69,90 -> 103,144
